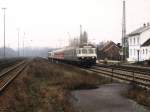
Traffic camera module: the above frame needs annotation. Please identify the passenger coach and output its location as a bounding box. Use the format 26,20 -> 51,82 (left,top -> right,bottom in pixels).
48,43 -> 97,66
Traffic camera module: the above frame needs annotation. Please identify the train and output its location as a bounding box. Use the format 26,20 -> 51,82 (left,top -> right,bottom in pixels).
48,43 -> 97,67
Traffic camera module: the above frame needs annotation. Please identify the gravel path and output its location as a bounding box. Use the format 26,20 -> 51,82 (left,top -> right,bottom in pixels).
72,83 -> 150,112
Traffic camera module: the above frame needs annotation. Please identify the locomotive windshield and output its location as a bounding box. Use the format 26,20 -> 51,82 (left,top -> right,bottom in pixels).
88,48 -> 94,54
82,49 -> 87,54
80,48 -> 95,54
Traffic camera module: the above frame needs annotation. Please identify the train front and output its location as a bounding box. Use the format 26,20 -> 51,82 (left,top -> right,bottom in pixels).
76,44 -> 97,66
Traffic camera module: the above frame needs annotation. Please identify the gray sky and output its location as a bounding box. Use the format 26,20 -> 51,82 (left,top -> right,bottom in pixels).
0,0 -> 150,48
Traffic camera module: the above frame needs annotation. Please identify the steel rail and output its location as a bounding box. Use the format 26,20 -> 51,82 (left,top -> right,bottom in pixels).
95,64 -> 150,76
0,58 -> 25,72
82,65 -> 150,89
0,60 -> 28,92
0,61 -> 26,78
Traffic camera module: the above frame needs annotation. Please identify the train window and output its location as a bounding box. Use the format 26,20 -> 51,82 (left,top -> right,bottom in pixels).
88,49 -> 94,54
78,50 -> 81,54
94,49 -> 96,53
76,50 -> 78,54
72,51 -> 74,56
76,49 -> 80,54
82,49 -> 87,54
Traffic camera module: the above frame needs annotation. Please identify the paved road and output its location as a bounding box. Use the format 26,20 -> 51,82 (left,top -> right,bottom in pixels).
72,83 -> 150,112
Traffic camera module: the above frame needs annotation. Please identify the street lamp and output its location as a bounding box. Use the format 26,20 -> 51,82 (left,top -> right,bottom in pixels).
137,49 -> 140,62
2,8 -> 7,58
119,49 -> 123,62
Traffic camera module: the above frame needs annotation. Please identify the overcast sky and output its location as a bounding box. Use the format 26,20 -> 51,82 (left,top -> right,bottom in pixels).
0,0 -> 150,49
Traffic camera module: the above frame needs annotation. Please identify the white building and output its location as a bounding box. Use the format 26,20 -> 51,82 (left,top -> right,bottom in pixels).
128,23 -> 150,62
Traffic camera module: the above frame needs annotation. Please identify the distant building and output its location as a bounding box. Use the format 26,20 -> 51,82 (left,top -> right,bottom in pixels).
127,23 -> 150,62
80,31 -> 88,45
69,37 -> 79,47
80,25 -> 88,45
97,41 -> 121,60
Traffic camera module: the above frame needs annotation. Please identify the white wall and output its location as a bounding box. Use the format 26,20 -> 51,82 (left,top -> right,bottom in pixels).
140,29 -> 150,45
128,35 -> 140,61
128,28 -> 150,62
140,46 -> 150,61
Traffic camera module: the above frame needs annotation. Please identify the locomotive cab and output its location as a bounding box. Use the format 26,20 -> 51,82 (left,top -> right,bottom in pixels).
76,44 -> 97,66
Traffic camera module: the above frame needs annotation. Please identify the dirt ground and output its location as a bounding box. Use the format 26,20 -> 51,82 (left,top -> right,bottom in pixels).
0,57 -> 111,112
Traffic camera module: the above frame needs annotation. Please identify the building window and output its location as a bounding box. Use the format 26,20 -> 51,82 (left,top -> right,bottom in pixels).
130,38 -> 132,45
143,49 -> 144,54
134,38 -> 135,45
146,49 -> 148,54
137,37 -> 139,44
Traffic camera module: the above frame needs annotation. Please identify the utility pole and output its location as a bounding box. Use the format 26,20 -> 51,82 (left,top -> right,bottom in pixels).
2,8 -> 6,58
17,28 -> 20,57
23,32 -> 25,57
122,0 -> 126,62
80,25 -> 82,45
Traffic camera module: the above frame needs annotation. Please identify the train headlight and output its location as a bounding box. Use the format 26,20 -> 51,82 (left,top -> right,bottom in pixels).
81,57 -> 84,59
92,57 -> 95,59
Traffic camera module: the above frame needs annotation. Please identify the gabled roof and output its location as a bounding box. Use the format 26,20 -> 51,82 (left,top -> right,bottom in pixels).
101,41 -> 120,52
141,38 -> 150,47
104,44 -> 119,52
128,25 -> 150,37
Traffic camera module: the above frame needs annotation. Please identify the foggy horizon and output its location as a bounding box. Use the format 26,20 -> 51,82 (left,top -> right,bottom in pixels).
0,0 -> 150,49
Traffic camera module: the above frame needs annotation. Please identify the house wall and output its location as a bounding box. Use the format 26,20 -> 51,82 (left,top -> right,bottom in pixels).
140,46 -> 150,61
128,35 -> 140,61
97,42 -> 121,60
128,28 -> 150,62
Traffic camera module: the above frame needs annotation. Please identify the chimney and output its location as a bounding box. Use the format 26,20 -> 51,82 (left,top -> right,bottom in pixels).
147,22 -> 150,26
143,23 -> 146,27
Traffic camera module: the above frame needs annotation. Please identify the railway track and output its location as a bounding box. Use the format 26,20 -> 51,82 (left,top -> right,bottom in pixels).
0,60 -> 29,92
82,64 -> 150,89
96,64 -> 150,74
0,58 -> 25,72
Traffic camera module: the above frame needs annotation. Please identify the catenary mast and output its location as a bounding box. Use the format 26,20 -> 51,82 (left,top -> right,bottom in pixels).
122,0 -> 127,61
